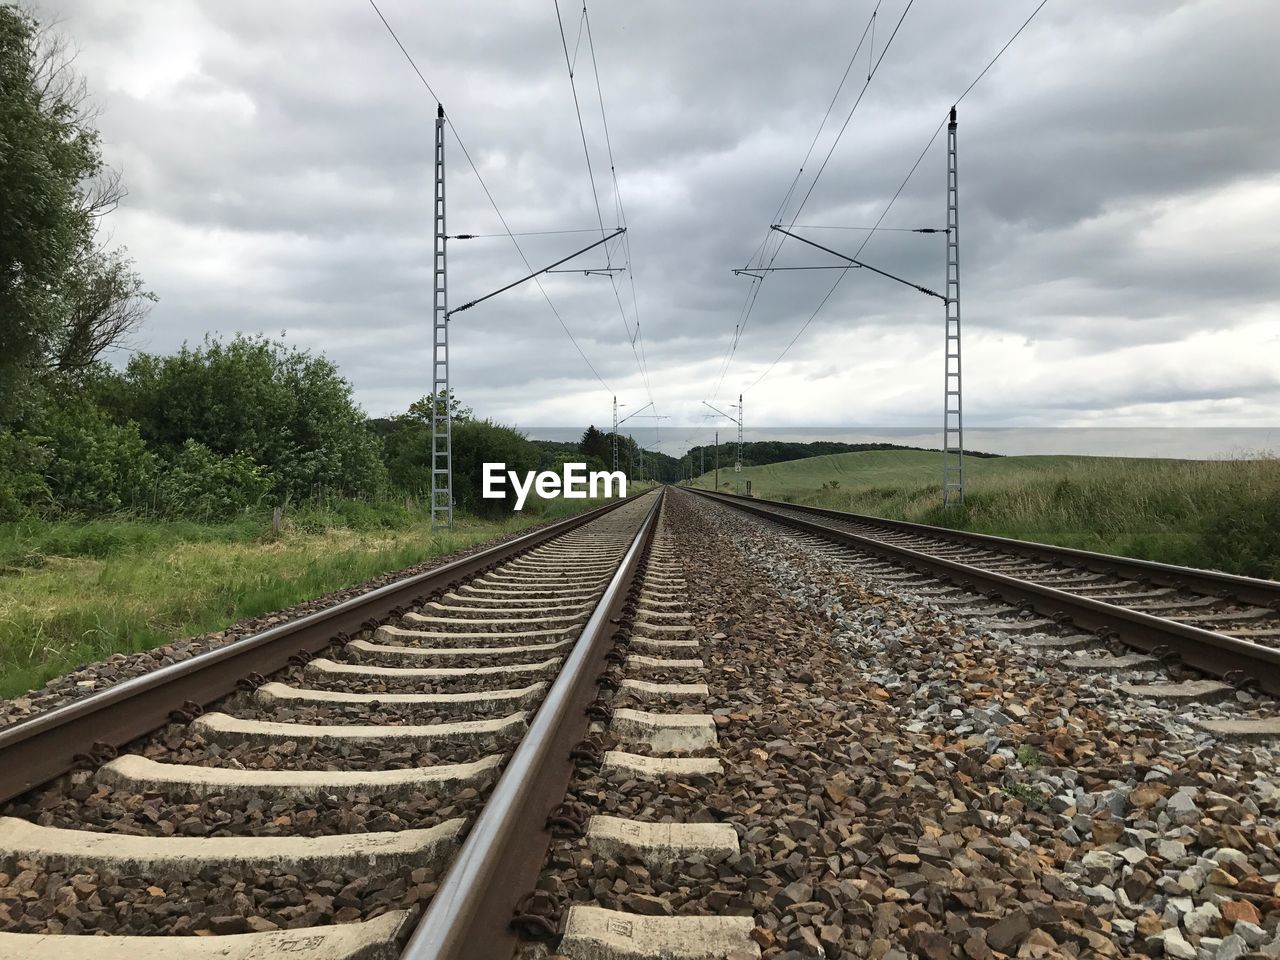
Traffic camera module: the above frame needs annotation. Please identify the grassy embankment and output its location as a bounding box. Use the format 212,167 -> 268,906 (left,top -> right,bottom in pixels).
691,449 -> 1280,580
0,496 -> 616,700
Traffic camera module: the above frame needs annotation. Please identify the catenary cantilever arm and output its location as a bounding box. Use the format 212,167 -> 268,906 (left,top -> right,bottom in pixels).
448,227 -> 625,317
616,401 -> 653,426
769,224 -> 945,301
701,400 -> 736,422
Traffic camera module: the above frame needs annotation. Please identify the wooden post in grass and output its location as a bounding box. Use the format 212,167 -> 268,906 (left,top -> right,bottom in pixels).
272,506 -> 283,537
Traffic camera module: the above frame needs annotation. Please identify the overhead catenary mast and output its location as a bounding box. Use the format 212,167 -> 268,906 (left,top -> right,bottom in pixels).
426,103 -> 623,527
766,102 -> 964,508
623,410 -> 666,482
942,106 -> 964,508
702,396 -> 743,493
735,393 -> 743,477
430,104 -> 452,529
368,3 -> 644,531
615,402 -> 653,480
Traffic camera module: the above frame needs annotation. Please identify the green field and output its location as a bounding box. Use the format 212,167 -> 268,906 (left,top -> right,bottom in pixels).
691,449 -> 1280,579
0,497 -> 610,700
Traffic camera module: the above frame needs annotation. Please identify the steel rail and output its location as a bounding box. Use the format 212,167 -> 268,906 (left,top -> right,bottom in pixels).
0,494 -> 642,804
698,489 -> 1280,608
691,488 -> 1280,696
403,489 -> 662,960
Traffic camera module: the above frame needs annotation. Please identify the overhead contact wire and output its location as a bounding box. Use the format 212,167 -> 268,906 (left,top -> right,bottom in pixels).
580,1 -> 656,407
710,0 -> 892,402
367,0 -> 613,394
748,0 -> 1053,392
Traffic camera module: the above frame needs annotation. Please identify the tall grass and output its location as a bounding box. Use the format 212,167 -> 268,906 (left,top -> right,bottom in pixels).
695,452 -> 1280,579
0,496 -> 605,700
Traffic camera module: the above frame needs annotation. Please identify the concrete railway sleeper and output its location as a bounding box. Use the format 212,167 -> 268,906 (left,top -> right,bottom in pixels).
0,492 -> 661,959
514,497 -> 761,960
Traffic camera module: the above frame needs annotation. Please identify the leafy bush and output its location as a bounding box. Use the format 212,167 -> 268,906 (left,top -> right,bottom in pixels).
0,430 -> 52,520
106,335 -> 386,502
156,440 -> 270,521
38,401 -> 157,514
380,401 -> 543,516
452,418 -> 540,515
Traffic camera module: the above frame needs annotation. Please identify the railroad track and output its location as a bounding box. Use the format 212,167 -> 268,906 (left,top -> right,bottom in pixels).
6,482 -> 1277,958
426,501 -> 761,960
0,490 -> 663,960
691,488 -> 1280,735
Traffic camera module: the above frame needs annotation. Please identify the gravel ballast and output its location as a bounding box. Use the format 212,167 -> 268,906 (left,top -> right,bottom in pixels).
524,490 -> 1280,960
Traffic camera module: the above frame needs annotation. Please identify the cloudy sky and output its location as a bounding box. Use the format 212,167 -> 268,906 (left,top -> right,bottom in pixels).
38,0 -> 1280,451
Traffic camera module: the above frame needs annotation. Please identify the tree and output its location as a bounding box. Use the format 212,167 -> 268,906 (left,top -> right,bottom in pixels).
0,6 -> 151,418
0,5 -> 95,414
405,389 -> 473,424
579,425 -> 610,464
49,245 -> 154,374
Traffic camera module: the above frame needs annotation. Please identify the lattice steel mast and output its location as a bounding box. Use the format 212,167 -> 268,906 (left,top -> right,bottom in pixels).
942,106 -> 964,508
702,397 -> 743,493
735,393 -> 743,479
768,105 -> 965,509
427,108 -> 622,526
430,104 -> 453,529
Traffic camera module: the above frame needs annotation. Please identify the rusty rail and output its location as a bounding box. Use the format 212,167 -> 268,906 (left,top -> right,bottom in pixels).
697,488 -> 1280,608
691,487 -> 1280,696
402,488 -> 662,960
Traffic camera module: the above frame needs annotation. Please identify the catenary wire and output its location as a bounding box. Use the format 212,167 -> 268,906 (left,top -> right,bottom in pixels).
745,0 -> 1052,393
708,2 -> 880,402
850,0 -> 1048,262
581,2 -> 656,406
554,0 -> 610,244
367,0 -> 614,393
364,0 -> 442,101
711,0 -> 908,403
785,0 -> 915,226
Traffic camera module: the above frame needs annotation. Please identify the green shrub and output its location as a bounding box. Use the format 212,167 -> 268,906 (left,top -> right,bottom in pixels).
381,407 -> 543,516
39,402 -> 157,514
105,335 -> 387,502
0,430 -> 52,520
452,418 -> 541,515
156,440 -> 270,521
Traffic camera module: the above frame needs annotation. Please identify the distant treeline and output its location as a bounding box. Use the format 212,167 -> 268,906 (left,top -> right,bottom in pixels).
685,440 -> 1002,471
529,432 -> 685,483
0,328 -> 682,523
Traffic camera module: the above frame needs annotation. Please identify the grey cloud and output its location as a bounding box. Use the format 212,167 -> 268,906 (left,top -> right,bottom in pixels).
43,0 -> 1280,431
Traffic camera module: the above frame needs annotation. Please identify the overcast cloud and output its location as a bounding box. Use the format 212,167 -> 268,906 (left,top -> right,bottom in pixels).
37,0 -> 1280,449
